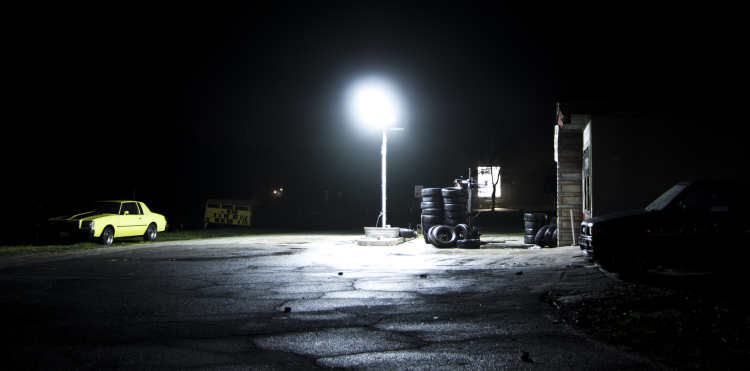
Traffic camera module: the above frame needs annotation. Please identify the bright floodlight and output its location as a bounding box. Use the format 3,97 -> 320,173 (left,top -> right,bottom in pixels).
357,90 -> 396,127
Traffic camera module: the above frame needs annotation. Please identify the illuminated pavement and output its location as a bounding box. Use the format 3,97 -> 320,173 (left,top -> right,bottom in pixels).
0,235 -> 666,370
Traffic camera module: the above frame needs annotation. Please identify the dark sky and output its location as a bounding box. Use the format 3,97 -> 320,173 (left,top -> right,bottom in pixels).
7,2 -> 745,226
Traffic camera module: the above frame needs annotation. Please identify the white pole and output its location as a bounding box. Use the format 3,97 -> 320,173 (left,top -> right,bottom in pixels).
382,128 -> 387,227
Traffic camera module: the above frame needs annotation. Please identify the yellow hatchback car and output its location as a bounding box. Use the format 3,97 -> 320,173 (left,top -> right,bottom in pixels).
46,200 -> 168,245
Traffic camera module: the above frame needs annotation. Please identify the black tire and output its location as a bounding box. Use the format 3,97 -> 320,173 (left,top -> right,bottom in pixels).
544,224 -> 557,247
594,243 -> 617,272
535,226 -> 550,247
524,221 -> 545,229
441,188 -> 465,197
457,239 -> 481,249
445,217 -> 468,225
421,202 -> 442,209
444,210 -> 468,218
444,203 -> 467,211
421,196 -> 443,203
524,213 -> 546,222
430,225 -> 457,248
523,234 -> 536,244
100,226 -> 114,246
551,228 -> 558,247
423,224 -> 437,243
614,246 -> 649,277
399,228 -> 417,238
422,208 -> 444,216
421,188 -> 442,197
421,215 -> 444,224
454,224 -> 470,240
143,223 -> 157,242
443,196 -> 466,204
525,228 -> 540,235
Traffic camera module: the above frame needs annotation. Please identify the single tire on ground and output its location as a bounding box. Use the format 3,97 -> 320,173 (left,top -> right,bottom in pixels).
524,221 -> 545,229
421,188 -> 443,197
423,224 -> 437,243
551,228 -> 558,247
535,226 -> 550,247
421,208 -> 444,216
441,188 -> 465,197
421,196 -> 443,203
143,223 -> 157,242
421,215 -> 444,224
544,224 -> 557,247
444,210 -> 468,218
429,225 -> 457,248
399,228 -> 417,238
453,224 -> 470,240
457,239 -> 481,249
421,202 -> 443,209
524,213 -> 546,222
444,203 -> 467,211
523,234 -> 536,244
443,196 -> 466,204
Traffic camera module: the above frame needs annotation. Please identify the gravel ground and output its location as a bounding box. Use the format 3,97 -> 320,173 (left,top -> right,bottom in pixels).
546,269 -> 749,371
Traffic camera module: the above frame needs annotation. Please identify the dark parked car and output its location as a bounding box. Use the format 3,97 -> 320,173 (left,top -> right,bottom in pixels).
579,179 -> 749,273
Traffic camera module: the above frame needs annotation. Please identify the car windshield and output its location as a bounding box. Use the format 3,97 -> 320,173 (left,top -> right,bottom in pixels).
78,202 -> 122,215
646,184 -> 688,211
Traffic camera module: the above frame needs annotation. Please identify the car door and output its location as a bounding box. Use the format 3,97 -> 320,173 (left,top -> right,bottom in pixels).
659,184 -> 731,266
118,202 -> 145,236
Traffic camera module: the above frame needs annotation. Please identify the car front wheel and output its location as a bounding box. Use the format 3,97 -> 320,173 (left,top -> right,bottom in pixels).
143,223 -> 157,242
100,227 -> 114,246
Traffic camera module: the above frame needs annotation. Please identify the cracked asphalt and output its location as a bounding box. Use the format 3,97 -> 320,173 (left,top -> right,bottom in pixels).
0,235 -> 668,370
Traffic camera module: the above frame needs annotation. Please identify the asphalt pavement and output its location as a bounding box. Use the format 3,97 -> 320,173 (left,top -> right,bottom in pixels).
0,234 -> 668,370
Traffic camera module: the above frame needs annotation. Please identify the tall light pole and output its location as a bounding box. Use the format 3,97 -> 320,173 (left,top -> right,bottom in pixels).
357,90 -> 400,228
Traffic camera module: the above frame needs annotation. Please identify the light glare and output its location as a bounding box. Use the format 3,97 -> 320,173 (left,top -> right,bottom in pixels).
358,90 -> 395,127
345,75 -> 406,129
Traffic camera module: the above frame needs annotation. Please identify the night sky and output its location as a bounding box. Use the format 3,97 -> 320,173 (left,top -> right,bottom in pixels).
6,2 -> 745,237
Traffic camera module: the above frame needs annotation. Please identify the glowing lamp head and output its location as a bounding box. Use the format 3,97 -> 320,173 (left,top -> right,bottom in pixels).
357,90 -> 395,127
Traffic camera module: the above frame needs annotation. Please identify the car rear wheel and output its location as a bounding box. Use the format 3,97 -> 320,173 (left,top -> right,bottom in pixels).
100,227 -> 114,246
143,223 -> 157,242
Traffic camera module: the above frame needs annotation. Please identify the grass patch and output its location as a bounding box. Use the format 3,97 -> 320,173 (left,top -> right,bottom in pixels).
0,227 -> 288,259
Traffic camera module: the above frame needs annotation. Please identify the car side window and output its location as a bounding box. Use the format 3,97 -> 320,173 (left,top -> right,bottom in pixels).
136,203 -> 143,215
677,185 -> 729,212
120,202 -> 141,215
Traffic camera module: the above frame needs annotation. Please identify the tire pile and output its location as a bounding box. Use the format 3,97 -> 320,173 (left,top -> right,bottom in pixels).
420,187 -> 480,248
523,213 -> 558,247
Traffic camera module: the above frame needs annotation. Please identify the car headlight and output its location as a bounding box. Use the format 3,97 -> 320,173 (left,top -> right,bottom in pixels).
81,221 -> 95,228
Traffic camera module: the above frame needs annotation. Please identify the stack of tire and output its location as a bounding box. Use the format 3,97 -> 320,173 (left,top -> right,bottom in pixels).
524,213 -> 546,244
443,187 -> 481,249
442,187 -> 468,225
420,188 -> 444,243
535,217 -> 558,248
